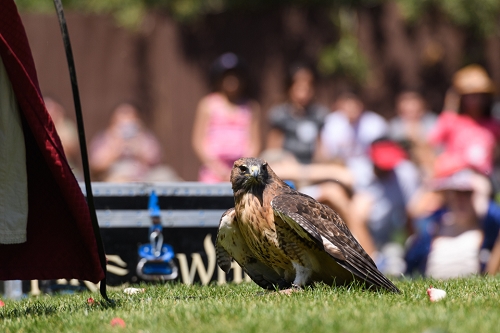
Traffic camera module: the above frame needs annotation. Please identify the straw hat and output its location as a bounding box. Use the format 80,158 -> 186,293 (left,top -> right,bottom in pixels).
453,64 -> 495,95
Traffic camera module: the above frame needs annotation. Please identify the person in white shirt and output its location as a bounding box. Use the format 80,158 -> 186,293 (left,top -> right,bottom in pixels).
319,92 -> 388,189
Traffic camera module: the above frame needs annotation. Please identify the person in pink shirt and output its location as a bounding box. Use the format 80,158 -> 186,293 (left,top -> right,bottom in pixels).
429,64 -> 498,177
192,53 -> 261,183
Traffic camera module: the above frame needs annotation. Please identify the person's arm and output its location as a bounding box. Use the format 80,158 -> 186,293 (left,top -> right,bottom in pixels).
427,111 -> 453,148
135,133 -> 161,166
191,96 -> 231,179
265,106 -> 285,151
486,231 -> 500,275
89,133 -> 124,174
483,201 -> 500,275
271,161 -> 353,189
315,113 -> 342,162
442,88 -> 460,113
407,188 -> 444,221
247,100 -> 262,157
191,97 -> 210,163
313,137 -> 331,163
266,128 -> 285,150
347,192 -> 376,257
310,107 -> 327,163
59,120 -> 80,162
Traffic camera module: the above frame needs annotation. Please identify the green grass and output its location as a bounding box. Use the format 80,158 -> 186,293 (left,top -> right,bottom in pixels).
1,277 -> 500,333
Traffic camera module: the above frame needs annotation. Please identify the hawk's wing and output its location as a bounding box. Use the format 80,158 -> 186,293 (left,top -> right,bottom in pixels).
216,208 -> 290,290
271,193 -> 400,293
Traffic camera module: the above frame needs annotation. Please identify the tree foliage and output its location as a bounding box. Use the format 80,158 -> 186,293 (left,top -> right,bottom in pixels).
317,7 -> 369,83
15,0 -> 500,83
396,0 -> 500,36
15,0 -> 500,35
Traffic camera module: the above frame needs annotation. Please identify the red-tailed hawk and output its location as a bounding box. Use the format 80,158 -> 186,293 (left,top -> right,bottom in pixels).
216,157 -> 400,293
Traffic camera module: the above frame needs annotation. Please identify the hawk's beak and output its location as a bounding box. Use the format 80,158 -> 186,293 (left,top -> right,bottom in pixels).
250,165 -> 260,178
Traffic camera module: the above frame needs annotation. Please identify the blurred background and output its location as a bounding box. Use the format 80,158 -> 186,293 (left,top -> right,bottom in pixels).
15,0 -> 500,181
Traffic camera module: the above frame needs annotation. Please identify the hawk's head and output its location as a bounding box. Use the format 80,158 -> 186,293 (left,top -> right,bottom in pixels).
231,157 -> 271,192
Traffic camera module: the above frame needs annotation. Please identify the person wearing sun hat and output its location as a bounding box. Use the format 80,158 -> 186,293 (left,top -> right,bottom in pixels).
405,159 -> 500,277
453,64 -> 495,96
454,64 -> 500,140
429,64 -> 499,177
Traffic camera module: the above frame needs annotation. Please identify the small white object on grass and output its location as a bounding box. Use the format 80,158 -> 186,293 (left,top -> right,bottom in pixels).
123,287 -> 145,295
427,286 -> 446,302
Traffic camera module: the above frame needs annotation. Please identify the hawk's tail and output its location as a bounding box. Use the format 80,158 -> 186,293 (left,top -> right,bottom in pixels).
337,259 -> 401,293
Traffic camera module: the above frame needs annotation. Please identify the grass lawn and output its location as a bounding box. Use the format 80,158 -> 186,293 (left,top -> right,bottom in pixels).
1,277 -> 500,333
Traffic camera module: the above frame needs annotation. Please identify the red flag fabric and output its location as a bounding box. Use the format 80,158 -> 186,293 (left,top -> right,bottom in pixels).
0,0 -> 104,283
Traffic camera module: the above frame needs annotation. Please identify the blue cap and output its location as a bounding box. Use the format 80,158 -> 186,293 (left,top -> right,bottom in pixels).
148,190 -> 161,217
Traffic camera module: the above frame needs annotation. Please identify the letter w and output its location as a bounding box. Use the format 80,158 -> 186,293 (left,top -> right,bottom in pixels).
176,234 -> 215,285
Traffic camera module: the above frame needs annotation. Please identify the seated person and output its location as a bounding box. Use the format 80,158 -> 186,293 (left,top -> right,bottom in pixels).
349,138 -> 421,274
90,102 -> 179,182
405,169 -> 500,278
267,63 -> 328,164
389,90 -> 437,144
319,92 -> 388,189
429,64 -> 499,177
388,90 -> 437,180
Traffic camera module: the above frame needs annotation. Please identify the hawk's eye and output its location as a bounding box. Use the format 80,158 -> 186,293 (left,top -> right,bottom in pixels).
239,165 -> 248,173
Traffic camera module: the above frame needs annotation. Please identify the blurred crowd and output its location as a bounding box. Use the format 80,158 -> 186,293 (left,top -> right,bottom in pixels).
48,53 -> 500,279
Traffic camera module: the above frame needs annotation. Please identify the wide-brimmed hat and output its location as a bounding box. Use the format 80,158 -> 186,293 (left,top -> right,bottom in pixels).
429,169 -> 475,192
453,64 -> 495,95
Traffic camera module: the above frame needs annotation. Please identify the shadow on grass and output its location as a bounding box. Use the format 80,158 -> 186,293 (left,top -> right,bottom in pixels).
0,303 -> 59,319
266,275 -> 402,295
0,298 -> 121,320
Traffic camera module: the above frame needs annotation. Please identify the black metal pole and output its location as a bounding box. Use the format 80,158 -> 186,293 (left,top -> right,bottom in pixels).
52,0 -> 111,302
